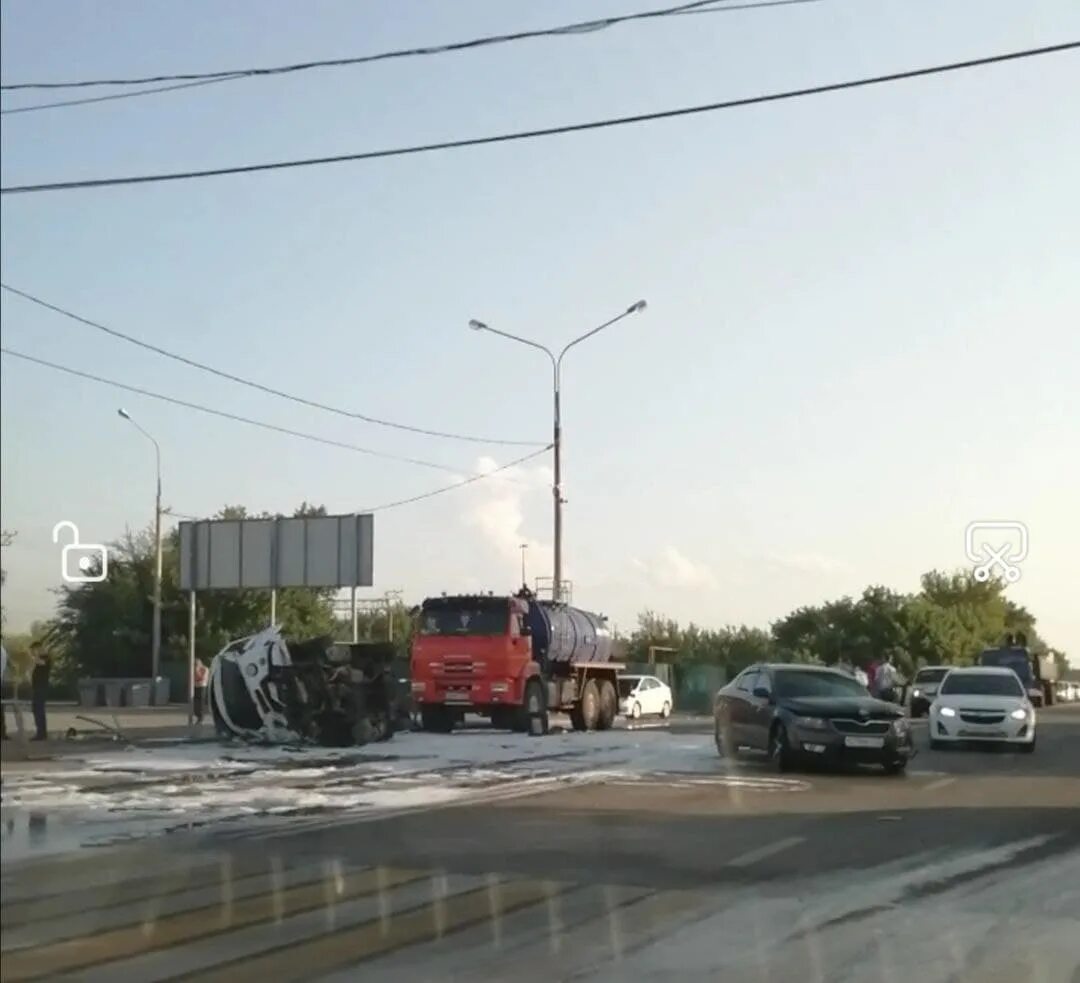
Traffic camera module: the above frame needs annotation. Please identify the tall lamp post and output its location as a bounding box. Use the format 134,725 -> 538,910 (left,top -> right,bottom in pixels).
118,408 -> 163,699
469,300 -> 646,603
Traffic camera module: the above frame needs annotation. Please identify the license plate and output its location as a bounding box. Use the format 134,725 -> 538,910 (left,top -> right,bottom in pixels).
444,690 -> 471,703
960,730 -> 1004,738
844,736 -> 885,749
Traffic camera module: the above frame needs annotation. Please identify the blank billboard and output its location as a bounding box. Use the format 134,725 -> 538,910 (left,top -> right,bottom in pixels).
179,514 -> 373,590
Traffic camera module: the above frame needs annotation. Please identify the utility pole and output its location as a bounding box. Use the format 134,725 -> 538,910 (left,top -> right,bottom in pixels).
519,543 -> 529,587
119,409 -> 163,701
469,300 -> 646,602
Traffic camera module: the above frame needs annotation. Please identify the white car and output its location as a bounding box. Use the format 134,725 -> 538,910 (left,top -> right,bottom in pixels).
929,666 -> 1036,752
618,675 -> 673,720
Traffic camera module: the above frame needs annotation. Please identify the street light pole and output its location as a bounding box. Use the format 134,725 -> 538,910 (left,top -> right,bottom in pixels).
118,408 -> 163,699
469,300 -> 646,603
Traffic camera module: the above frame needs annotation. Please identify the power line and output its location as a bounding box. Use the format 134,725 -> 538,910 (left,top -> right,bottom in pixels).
0,0 -> 813,95
157,445 -> 549,519
0,284 -> 544,447
0,346 -> 550,478
0,77 -> 243,115
360,447 -> 550,513
2,42 -> 1073,196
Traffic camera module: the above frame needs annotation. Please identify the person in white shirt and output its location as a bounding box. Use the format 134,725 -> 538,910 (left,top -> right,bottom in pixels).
876,654 -> 900,702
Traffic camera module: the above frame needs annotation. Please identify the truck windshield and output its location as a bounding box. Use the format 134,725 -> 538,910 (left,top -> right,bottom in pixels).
418,605 -> 507,636
979,650 -> 1032,683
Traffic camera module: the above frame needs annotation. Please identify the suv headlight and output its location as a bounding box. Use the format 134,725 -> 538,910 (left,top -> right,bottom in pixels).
793,715 -> 828,730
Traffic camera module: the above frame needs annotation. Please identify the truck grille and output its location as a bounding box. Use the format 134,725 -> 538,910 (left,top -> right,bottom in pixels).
831,719 -> 891,735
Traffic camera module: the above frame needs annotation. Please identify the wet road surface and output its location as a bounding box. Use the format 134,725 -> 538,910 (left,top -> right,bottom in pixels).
2,706 -> 1078,982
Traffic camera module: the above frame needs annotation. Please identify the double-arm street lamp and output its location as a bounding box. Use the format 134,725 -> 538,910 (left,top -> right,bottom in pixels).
468,300 -> 647,602
118,408 -> 163,697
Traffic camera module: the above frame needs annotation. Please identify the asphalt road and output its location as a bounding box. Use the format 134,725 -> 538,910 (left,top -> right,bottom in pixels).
2,706 -> 1078,982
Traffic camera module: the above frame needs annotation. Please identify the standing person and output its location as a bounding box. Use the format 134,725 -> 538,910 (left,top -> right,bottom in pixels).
877,654 -> 899,703
30,643 -> 51,741
193,657 -> 209,725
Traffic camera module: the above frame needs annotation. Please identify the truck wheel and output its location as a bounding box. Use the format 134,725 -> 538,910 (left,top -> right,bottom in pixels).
596,680 -> 617,731
420,705 -> 454,734
578,680 -> 601,732
522,679 -> 549,737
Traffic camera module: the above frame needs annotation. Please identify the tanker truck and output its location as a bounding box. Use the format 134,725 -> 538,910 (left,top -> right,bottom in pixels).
409,588 -> 619,736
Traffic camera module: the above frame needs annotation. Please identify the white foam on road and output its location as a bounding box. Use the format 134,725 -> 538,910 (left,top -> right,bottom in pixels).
3,730 -> 781,861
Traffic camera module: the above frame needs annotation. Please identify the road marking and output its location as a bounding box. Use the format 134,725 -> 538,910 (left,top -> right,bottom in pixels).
725,836 -> 805,868
923,777 -> 958,792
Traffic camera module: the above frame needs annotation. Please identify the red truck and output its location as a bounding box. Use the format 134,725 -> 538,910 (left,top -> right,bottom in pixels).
410,589 -> 621,736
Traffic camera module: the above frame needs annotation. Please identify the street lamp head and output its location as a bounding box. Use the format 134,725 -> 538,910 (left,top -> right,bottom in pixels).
117,407 -> 131,420
628,300 -> 647,314
468,319 -> 488,331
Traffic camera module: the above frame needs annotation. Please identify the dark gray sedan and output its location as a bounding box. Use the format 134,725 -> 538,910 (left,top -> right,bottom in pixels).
714,664 -> 914,774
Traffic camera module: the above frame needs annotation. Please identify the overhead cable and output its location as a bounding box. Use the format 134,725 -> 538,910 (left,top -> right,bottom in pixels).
0,346 -> 550,478
2,42 -> 1073,195
1,284 -> 545,447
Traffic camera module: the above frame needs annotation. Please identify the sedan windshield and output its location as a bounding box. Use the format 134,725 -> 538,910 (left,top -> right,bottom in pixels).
915,668 -> 949,683
774,670 -> 870,699
940,673 -> 1024,697
618,678 -> 642,697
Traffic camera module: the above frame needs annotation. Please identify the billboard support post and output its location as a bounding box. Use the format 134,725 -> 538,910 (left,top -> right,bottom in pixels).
270,589 -> 277,627
351,586 -> 359,643
188,590 -> 196,729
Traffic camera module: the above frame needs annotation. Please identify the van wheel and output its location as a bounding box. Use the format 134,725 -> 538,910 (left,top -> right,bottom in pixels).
597,680 -> 617,731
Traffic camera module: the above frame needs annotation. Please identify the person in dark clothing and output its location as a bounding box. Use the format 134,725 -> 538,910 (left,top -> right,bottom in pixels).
30,644 -> 51,741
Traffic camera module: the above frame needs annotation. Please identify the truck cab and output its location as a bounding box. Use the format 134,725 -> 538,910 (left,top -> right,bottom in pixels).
410,594 -> 535,732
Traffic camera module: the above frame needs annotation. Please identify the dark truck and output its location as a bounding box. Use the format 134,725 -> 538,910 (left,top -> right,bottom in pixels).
977,636 -> 1057,708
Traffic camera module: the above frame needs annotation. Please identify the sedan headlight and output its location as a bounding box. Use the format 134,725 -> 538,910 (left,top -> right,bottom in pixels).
939,706 -> 957,718
892,718 -> 909,734
911,688 -> 921,698
793,715 -> 829,730
1009,707 -> 1030,720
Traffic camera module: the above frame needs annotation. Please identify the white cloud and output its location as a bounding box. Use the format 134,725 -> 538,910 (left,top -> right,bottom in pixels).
634,546 -> 719,591
767,552 -> 854,576
465,455 -> 553,585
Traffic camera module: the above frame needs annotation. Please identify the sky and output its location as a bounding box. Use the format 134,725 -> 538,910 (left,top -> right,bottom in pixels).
1,0 -> 1078,654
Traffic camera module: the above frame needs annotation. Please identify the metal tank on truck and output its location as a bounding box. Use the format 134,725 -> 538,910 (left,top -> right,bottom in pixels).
409,587 -> 621,735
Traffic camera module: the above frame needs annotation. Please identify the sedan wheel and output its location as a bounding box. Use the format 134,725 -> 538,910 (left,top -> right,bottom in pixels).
715,718 -> 732,758
630,702 -> 642,720
660,701 -> 671,719
769,725 -> 791,772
